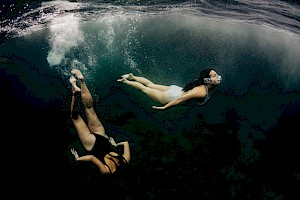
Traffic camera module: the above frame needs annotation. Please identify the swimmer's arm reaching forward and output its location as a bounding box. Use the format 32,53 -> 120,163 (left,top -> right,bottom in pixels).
152,96 -> 185,110
116,141 -> 131,163
152,86 -> 206,110
70,148 -> 110,174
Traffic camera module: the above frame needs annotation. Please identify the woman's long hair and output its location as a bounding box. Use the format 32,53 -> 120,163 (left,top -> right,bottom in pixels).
182,68 -> 213,92
110,153 -> 128,166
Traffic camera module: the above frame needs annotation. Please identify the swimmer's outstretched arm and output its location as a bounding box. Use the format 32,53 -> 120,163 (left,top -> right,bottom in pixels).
70,148 -> 110,174
152,96 -> 185,110
116,141 -> 131,164
152,88 -> 204,110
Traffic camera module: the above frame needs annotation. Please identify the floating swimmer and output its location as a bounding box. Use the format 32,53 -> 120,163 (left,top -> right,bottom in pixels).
70,69 -> 130,175
117,69 -> 222,110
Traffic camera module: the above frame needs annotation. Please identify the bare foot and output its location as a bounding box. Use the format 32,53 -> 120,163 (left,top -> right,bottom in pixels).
71,69 -> 84,80
117,73 -> 134,82
69,76 -> 81,92
121,73 -> 134,80
117,76 -> 127,83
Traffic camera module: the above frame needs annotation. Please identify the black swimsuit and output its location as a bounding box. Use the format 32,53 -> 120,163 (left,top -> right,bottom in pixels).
90,133 -> 113,173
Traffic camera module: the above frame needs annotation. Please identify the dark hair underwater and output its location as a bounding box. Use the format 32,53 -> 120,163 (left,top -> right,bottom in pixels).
182,68 -> 213,92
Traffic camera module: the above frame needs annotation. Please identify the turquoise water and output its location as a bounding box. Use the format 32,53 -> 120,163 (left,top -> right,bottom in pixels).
1,0 -> 300,199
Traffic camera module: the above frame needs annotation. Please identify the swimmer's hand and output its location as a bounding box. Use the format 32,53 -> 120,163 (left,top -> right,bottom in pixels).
152,106 -> 165,110
109,137 -> 117,147
71,148 -> 79,161
116,141 -> 128,146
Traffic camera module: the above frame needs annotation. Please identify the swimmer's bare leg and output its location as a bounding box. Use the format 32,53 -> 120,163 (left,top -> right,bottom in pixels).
118,73 -> 168,91
118,73 -> 153,86
71,69 -> 93,108
71,69 -> 104,134
117,76 -> 146,90
69,70 -> 97,151
69,76 -> 80,119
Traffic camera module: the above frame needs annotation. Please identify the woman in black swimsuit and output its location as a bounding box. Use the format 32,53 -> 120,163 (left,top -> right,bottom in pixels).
69,69 -> 130,174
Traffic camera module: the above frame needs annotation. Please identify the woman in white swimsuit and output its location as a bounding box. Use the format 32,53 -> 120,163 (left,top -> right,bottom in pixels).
117,69 -> 222,110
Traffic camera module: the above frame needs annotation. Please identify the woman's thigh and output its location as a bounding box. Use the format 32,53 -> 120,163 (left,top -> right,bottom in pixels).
85,107 -> 106,137
142,87 -> 170,104
147,83 -> 169,91
72,115 -> 96,151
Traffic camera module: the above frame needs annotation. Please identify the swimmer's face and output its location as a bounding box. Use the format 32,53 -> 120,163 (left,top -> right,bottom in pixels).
209,70 -> 222,85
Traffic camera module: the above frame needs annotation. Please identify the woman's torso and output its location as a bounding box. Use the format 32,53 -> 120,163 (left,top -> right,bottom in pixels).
181,85 -> 210,105
90,133 -> 125,174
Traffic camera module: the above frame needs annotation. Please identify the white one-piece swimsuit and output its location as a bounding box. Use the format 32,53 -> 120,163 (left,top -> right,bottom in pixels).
167,85 -> 183,102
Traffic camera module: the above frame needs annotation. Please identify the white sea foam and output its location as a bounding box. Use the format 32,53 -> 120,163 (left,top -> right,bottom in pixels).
47,14 -> 84,66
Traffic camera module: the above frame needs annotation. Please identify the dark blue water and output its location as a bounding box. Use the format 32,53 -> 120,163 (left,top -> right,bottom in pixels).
1,0 -> 300,199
